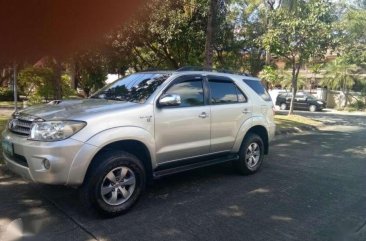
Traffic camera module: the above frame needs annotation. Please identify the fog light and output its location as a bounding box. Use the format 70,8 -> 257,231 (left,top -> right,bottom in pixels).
42,159 -> 50,170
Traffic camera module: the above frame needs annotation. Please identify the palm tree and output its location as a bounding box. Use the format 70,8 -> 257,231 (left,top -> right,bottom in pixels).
321,59 -> 360,107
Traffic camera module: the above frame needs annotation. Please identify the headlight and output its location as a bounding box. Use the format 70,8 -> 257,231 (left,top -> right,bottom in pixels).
316,101 -> 323,105
30,121 -> 86,141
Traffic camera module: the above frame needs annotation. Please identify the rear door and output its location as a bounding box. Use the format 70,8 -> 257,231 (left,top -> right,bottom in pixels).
208,75 -> 251,153
295,93 -> 307,109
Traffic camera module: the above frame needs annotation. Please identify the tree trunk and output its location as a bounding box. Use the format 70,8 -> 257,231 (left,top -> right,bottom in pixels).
54,63 -> 62,100
344,88 -> 349,107
289,61 -> 301,115
51,58 -> 62,100
69,58 -> 77,90
204,0 -> 217,68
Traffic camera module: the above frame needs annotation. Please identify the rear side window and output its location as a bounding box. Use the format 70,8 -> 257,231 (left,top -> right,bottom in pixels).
243,79 -> 271,101
209,81 -> 247,104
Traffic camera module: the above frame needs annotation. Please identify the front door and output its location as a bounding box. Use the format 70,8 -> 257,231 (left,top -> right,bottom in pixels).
154,75 -> 211,163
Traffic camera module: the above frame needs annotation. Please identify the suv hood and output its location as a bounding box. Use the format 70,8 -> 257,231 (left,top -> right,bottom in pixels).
17,99 -> 137,120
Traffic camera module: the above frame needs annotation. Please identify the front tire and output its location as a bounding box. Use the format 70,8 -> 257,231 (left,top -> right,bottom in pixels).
234,133 -> 265,175
280,103 -> 287,110
79,151 -> 146,217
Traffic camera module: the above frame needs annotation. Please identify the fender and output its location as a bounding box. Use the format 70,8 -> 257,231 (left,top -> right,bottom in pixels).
232,116 -> 268,153
66,126 -> 156,185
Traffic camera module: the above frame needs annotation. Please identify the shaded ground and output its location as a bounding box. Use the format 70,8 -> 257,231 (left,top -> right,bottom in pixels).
0,111 -> 366,241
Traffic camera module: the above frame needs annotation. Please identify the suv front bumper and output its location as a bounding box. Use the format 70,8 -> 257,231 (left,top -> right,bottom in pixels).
1,129 -> 95,185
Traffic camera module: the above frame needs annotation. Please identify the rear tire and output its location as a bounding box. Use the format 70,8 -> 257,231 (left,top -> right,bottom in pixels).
309,105 -> 317,112
234,133 -> 264,175
79,151 -> 146,217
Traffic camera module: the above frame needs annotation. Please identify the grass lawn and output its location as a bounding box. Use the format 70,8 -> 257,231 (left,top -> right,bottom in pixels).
0,101 -> 23,108
274,114 -> 322,131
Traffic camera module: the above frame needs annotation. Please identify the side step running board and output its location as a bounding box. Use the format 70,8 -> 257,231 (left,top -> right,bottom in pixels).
153,154 -> 239,179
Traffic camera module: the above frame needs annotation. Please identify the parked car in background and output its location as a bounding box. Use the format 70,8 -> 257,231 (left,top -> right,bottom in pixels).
275,92 -> 326,112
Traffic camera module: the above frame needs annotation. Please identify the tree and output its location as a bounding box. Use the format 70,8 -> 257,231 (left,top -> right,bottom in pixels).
262,0 -> 337,114
73,51 -> 108,97
225,0 -> 268,75
259,65 -> 279,88
321,58 -> 366,108
105,0 -> 208,71
338,5 -> 366,66
18,66 -> 75,102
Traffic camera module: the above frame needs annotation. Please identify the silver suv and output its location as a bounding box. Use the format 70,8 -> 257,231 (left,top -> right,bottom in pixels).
2,70 -> 275,216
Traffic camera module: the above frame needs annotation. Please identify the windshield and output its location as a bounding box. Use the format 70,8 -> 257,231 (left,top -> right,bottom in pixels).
91,73 -> 171,103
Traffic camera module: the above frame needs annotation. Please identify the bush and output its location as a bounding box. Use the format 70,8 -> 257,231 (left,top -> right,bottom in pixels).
0,88 -> 15,101
348,100 -> 366,111
28,94 -> 43,105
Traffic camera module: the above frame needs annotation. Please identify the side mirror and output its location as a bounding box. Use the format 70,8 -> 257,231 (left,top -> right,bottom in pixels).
158,94 -> 181,107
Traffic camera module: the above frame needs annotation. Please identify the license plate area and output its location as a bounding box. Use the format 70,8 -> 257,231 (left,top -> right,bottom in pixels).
2,140 -> 14,157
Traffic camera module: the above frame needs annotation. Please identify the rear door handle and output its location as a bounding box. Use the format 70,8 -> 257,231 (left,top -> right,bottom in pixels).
198,112 -> 209,118
242,108 -> 251,114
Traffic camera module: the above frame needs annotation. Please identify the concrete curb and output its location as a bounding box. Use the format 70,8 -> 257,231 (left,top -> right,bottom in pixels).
275,124 -> 323,137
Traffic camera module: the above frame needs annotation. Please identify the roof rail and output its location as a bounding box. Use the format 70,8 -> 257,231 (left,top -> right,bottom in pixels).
142,67 -> 174,72
176,66 -> 252,77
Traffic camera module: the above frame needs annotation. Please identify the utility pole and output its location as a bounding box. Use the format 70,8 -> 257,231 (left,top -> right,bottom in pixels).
13,63 -> 18,112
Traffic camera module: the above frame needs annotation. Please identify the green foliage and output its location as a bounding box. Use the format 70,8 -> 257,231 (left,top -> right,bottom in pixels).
74,51 -> 107,97
61,74 -> 77,97
338,7 -> 366,65
321,58 -> 357,91
28,94 -> 43,104
228,0 -> 268,75
105,0 -> 208,72
0,87 -> 15,101
262,0 -> 336,63
259,65 -> 279,86
321,57 -> 366,107
18,66 -> 76,100
348,100 -> 366,110
18,66 -> 54,99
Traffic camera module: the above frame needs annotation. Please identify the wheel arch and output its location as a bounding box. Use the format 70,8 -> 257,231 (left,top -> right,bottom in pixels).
67,127 -> 156,185
233,120 -> 270,155
245,126 -> 269,154
86,140 -> 154,183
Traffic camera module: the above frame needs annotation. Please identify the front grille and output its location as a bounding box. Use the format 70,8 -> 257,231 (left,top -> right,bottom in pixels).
9,113 -> 43,136
9,118 -> 33,136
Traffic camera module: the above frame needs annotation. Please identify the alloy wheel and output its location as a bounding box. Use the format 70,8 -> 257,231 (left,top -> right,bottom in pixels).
245,142 -> 260,168
100,166 -> 136,206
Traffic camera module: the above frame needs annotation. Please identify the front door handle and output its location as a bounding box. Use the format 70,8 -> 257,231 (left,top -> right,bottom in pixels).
198,112 -> 209,118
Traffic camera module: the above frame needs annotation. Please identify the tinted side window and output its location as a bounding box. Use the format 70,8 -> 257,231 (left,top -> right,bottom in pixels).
243,79 -> 271,101
165,80 -> 204,107
209,81 -> 244,104
236,86 -> 247,103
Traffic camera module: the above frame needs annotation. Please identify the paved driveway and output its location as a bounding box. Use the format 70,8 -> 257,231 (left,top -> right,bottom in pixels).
1,111 -> 366,241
